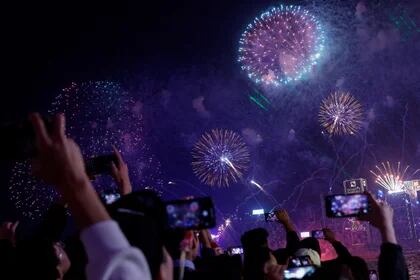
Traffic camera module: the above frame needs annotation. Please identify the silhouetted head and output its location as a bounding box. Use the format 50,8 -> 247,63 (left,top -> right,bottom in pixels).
240,228 -> 269,251
299,237 -> 321,256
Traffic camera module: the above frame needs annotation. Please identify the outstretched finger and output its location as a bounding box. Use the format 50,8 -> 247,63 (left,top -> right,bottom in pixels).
274,264 -> 285,275
12,221 -> 19,233
52,113 -> 66,141
112,145 -> 124,165
30,113 -> 51,147
111,162 -> 119,178
364,191 -> 375,202
194,234 -> 199,245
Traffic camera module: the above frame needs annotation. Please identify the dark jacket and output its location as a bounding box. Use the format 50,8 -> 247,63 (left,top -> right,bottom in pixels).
331,240 -> 352,261
378,242 -> 409,280
273,230 -> 300,264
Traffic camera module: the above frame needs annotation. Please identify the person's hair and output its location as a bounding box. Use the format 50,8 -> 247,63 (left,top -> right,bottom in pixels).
241,228 -> 271,280
240,228 -> 269,251
299,237 -> 321,256
41,203 -> 68,241
242,246 -> 271,280
16,238 -> 60,280
108,190 -> 166,279
348,256 -> 369,280
294,248 -> 321,267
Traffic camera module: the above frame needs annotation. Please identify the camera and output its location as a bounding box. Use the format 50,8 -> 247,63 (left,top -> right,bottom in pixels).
85,154 -> 118,176
325,193 -> 370,218
311,230 -> 324,239
165,197 -> 216,230
289,256 -> 312,268
101,193 -> 121,204
369,270 -> 378,280
284,266 -> 316,279
227,246 -> 243,256
264,212 -> 277,222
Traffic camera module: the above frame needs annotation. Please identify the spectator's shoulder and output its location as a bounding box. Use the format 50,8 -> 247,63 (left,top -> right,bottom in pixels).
380,242 -> 403,252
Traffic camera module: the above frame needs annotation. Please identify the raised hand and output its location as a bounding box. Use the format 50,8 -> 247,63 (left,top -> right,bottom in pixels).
360,192 -> 396,244
275,209 -> 296,232
323,228 -> 336,242
30,113 -> 89,195
274,209 -> 290,224
30,113 -> 110,229
265,263 -> 286,280
111,145 -> 132,195
0,221 -> 19,246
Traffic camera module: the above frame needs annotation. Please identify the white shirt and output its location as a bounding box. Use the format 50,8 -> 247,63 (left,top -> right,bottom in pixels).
173,259 -> 196,271
80,220 -> 152,280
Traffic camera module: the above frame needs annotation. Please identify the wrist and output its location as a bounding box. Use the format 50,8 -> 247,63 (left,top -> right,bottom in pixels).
380,225 -> 397,244
61,179 -> 95,204
281,222 -> 295,232
62,182 -> 111,230
57,174 -> 91,196
120,180 -> 132,195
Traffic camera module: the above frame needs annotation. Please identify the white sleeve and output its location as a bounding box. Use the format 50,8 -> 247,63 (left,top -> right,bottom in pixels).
80,220 -> 152,280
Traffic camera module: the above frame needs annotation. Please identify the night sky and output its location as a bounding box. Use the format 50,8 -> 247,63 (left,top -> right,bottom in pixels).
1,0 -> 420,245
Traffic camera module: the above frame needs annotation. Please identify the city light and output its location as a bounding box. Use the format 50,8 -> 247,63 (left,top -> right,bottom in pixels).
300,231 -> 311,238
252,209 -> 265,215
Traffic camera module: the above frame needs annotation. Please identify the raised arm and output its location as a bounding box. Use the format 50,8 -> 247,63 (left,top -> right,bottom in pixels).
362,192 -> 408,280
111,145 -> 132,195
30,113 -> 151,280
275,210 -> 299,255
323,227 -> 352,261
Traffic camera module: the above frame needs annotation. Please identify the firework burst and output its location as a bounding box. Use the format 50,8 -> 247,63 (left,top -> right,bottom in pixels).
238,5 -> 325,86
192,129 -> 250,187
370,162 -> 410,193
9,81 -> 163,219
319,91 -> 364,136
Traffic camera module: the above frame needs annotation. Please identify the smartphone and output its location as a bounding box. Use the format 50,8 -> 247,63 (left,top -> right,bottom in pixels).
264,212 -> 277,222
228,246 -> 244,256
289,256 -> 312,268
369,270 -> 378,280
311,230 -> 324,239
0,116 -> 53,160
102,193 -> 121,204
165,197 -> 216,230
85,154 -> 118,176
284,266 -> 316,279
325,194 -> 370,218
